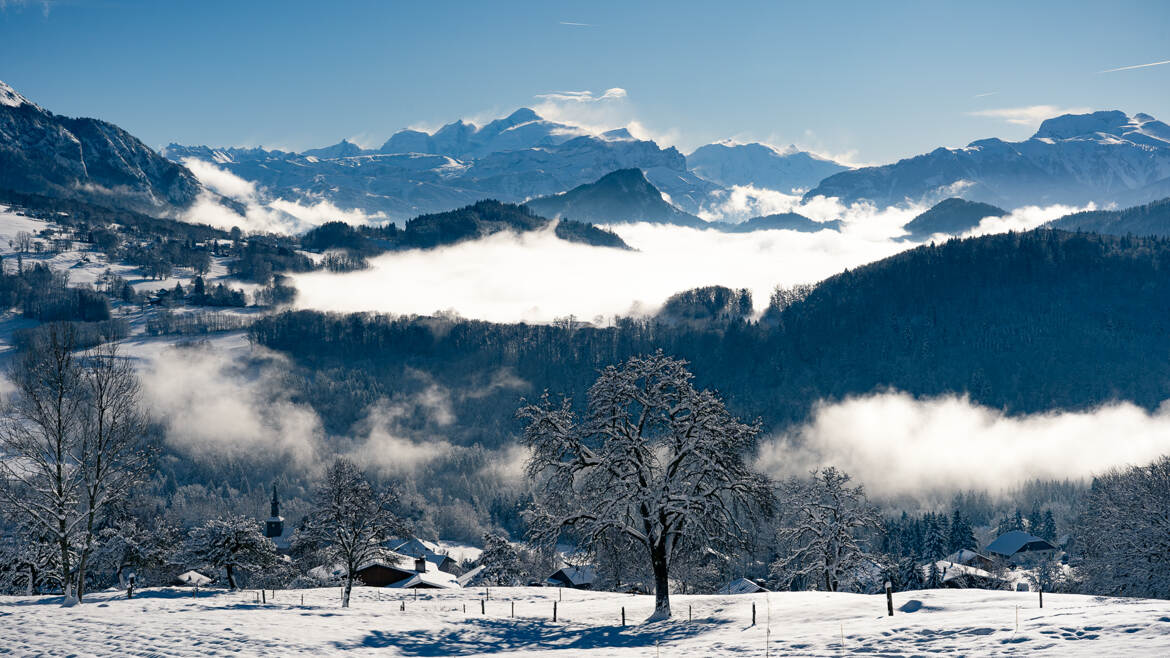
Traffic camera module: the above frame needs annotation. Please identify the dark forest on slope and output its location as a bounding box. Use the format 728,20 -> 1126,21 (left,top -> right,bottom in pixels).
250,229 -> 1170,450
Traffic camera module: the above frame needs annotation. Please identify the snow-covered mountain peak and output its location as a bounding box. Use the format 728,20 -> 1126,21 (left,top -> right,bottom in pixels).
0,79 -> 34,109
686,140 -> 849,193
1032,110 -> 1170,147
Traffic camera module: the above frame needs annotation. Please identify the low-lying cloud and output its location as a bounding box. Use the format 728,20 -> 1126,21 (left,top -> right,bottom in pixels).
757,391 -> 1170,499
137,341 -> 324,468
181,158 -> 386,234
291,192 -> 1086,323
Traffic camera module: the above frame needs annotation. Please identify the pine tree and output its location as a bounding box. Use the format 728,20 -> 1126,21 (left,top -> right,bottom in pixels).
923,515 -> 947,561
926,560 -> 944,588
947,510 -> 977,553
896,556 -> 926,591
1037,510 -> 1056,542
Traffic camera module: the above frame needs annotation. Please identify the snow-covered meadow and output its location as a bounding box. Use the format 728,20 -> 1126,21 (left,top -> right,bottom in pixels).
3,586 -> 1169,656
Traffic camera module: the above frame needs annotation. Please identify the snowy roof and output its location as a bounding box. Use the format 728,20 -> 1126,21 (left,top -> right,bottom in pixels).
456,565 -> 486,588
176,570 -> 212,586
718,577 -> 768,595
548,565 -> 596,586
926,561 -> 1006,584
390,538 -> 455,565
986,531 -> 1056,557
387,567 -> 461,589
946,549 -> 992,565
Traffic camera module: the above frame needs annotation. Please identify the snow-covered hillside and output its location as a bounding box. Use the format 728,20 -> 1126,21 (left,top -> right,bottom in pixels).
3,586 -> 1168,656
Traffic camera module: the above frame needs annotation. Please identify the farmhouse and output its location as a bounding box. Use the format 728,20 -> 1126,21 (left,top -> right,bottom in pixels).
986,530 -> 1057,562
547,565 -> 596,589
718,577 -> 769,595
389,538 -> 460,575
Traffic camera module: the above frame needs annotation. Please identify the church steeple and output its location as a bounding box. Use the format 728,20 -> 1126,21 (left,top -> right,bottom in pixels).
265,483 -> 284,539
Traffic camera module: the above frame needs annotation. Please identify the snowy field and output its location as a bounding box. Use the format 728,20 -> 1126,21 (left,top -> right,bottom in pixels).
3,586 -> 1169,656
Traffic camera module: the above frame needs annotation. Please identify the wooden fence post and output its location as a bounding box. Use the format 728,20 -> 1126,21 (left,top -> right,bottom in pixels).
885,581 -> 894,617
481,598 -> 485,615
689,604 -> 692,622
553,600 -> 558,622
622,606 -> 626,626
752,602 -> 756,626
511,601 -> 515,618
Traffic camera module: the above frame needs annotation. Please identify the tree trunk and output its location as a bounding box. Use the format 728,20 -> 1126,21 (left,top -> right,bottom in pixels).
647,543 -> 671,621
117,564 -> 127,591
343,573 -> 353,608
59,518 -> 76,607
226,564 -> 238,590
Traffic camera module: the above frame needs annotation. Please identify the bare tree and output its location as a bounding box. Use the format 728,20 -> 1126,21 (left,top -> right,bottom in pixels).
1076,455 -> 1170,598
519,352 -> 774,621
14,230 -> 33,255
0,324 -> 86,605
771,467 -> 882,592
73,341 -> 152,602
300,458 -> 407,607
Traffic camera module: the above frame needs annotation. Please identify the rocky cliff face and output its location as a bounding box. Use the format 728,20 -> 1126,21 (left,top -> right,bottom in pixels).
0,80 -> 200,214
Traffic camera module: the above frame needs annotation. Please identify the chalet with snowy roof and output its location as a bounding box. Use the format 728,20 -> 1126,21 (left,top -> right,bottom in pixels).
924,560 -> 1010,589
945,548 -> 995,571
718,577 -> 769,595
386,561 -> 462,590
351,553 -> 418,587
547,565 -> 596,589
986,530 -> 1057,563
263,484 -> 293,551
389,538 -> 460,575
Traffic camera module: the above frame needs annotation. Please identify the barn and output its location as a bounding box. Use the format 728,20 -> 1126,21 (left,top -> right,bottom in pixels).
986,531 -> 1057,562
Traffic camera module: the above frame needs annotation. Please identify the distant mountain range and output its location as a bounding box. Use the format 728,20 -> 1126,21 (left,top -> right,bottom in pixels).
0,80 -> 200,215
5,77 -> 1170,231
806,111 -> 1170,209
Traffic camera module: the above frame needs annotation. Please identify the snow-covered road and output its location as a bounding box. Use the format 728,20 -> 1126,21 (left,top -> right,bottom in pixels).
3,586 -> 1169,656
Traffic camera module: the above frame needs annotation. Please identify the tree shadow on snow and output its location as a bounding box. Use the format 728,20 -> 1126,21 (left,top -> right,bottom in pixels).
341,617 -> 727,655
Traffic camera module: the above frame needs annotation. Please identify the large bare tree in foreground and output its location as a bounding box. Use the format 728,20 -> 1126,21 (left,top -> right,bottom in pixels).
519,352 -> 773,621
0,325 -> 150,605
0,324 -> 87,604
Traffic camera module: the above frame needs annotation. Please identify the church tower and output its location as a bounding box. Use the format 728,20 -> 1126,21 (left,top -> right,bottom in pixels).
266,483 -> 284,539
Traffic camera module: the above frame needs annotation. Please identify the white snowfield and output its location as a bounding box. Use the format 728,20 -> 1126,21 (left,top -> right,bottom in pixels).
2,586 -> 1169,656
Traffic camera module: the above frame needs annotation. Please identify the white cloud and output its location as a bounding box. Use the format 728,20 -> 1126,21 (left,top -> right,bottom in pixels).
180,158 -> 387,234
137,342 -> 323,468
345,387 -> 455,476
757,391 -> 1170,499
960,202 -> 1093,238
530,87 -> 680,147
968,105 -> 1093,127
534,88 -> 627,104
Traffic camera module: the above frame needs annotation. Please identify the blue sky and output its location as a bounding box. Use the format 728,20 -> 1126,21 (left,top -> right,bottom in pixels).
2,0 -> 1168,164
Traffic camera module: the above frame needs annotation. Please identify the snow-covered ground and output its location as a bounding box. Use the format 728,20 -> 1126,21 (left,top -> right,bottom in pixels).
2,586 -> 1168,656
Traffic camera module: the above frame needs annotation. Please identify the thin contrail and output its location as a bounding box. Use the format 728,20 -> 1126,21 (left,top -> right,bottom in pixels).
1098,59 -> 1170,73
559,21 -> 593,27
